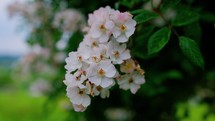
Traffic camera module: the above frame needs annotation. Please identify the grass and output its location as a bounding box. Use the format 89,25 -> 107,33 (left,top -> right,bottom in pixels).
0,90 -> 71,121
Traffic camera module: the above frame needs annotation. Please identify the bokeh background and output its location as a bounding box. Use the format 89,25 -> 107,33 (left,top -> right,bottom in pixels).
0,0 -> 215,121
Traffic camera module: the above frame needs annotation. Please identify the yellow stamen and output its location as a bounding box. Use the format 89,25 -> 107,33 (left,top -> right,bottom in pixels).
114,51 -> 120,58
100,24 -> 105,31
98,68 -> 105,76
129,78 -> 134,83
92,41 -> 98,47
120,25 -> 126,32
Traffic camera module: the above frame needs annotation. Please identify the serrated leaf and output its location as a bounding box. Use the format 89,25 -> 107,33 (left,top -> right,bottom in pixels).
172,6 -> 200,26
179,36 -> 204,68
147,27 -> 171,55
134,10 -> 158,24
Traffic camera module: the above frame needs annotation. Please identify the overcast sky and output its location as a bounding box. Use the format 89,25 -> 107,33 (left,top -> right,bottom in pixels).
0,0 -> 29,55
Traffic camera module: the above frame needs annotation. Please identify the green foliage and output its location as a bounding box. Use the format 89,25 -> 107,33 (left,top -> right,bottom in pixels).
3,0 -> 215,121
134,10 -> 158,24
0,67 -> 12,85
179,36 -> 204,69
200,12 -> 215,23
184,22 -> 202,43
147,27 -> 171,55
177,102 -> 215,121
161,0 -> 181,10
172,5 -> 200,26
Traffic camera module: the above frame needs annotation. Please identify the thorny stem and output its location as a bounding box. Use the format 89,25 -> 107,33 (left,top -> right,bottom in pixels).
150,0 -> 180,37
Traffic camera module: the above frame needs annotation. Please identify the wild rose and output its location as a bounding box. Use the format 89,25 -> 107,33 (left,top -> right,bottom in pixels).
64,6 -> 145,112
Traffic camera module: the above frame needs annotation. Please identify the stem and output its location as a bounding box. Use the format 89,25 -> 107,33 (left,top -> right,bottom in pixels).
151,0 -> 180,37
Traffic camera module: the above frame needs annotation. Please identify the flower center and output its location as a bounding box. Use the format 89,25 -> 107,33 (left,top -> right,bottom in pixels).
129,78 -> 134,83
79,90 -> 84,95
120,25 -> 126,32
113,51 -> 120,58
96,86 -> 102,91
100,54 -> 105,60
100,24 -> 106,31
78,56 -> 82,62
92,56 -> 99,63
92,41 -> 98,47
76,76 -> 81,81
98,68 -> 105,76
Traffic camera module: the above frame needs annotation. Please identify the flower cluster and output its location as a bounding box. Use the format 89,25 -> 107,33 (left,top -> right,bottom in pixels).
64,6 -> 145,112
53,9 -> 85,32
7,1 -> 50,26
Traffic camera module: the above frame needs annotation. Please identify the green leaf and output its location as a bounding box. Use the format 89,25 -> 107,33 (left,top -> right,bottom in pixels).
134,10 -> 158,24
184,22 -> 202,43
161,0 -> 181,10
172,5 -> 200,26
179,36 -> 204,68
147,27 -> 171,55
200,12 -> 215,23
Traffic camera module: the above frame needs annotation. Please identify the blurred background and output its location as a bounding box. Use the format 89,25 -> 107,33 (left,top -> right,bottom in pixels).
0,0 -> 215,121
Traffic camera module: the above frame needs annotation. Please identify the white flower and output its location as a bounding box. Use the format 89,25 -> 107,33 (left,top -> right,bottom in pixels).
63,71 -> 87,87
89,7 -> 115,43
89,20 -> 113,43
118,72 -> 145,94
107,39 -> 131,64
90,44 -> 108,63
63,6 -> 144,112
83,34 -> 99,48
99,86 -> 111,99
112,12 -> 136,43
65,52 -> 84,72
86,81 -> 112,98
66,86 -> 91,107
53,9 -> 85,32
78,41 -> 94,61
72,104 -> 87,112
87,60 -> 116,88
120,59 -> 136,73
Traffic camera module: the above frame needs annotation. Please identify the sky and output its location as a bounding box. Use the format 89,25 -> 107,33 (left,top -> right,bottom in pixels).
0,0 -> 29,56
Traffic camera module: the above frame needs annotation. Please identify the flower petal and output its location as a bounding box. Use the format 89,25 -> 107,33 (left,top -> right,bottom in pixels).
125,27 -> 135,38
73,104 -> 87,112
130,84 -> 140,94
125,19 -> 136,28
117,35 -> 128,43
112,28 -> 121,38
100,77 -> 114,88
89,76 -> 101,86
82,95 -> 91,107
133,72 -> 145,84
120,49 -> 131,60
